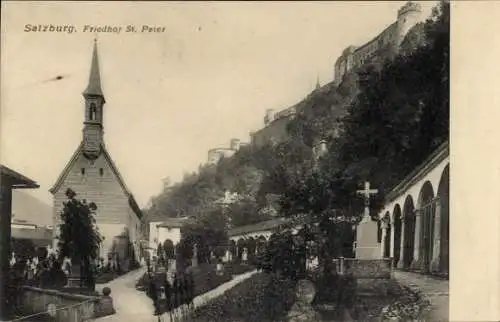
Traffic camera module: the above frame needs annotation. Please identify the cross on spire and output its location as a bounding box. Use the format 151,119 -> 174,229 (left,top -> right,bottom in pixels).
356,181 -> 378,219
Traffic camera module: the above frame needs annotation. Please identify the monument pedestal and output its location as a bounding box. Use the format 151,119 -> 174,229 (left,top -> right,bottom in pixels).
67,264 -> 82,288
355,215 -> 381,259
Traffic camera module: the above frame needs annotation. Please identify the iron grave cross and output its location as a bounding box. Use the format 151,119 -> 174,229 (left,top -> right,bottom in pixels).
356,181 -> 378,218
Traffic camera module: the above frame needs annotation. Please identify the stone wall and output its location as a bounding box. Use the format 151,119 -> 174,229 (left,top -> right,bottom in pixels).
251,115 -> 292,148
16,286 -> 100,322
344,258 -> 392,278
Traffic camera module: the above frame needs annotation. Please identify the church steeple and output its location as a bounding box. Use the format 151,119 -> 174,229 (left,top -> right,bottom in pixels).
83,39 -> 105,100
82,39 -> 105,159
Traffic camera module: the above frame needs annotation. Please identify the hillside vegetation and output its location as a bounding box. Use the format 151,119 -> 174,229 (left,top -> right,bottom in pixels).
144,1 -> 449,254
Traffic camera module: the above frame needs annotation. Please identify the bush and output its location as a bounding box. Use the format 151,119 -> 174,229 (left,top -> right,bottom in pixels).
136,263 -> 232,300
225,262 -> 255,276
189,272 -> 295,322
189,263 -> 232,296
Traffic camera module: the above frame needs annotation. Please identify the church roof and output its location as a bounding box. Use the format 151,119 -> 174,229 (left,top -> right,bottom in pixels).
49,142 -> 142,220
82,40 -> 105,99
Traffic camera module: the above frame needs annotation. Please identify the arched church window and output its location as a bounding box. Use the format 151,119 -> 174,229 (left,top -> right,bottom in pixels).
99,168 -> 104,176
89,103 -> 97,121
81,168 -> 85,175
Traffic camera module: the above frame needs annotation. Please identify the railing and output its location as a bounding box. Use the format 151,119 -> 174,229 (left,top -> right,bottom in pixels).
148,273 -> 196,319
7,296 -> 97,322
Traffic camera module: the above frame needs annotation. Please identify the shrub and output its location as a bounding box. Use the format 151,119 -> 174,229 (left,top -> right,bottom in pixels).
189,272 -> 295,322
225,262 -> 255,276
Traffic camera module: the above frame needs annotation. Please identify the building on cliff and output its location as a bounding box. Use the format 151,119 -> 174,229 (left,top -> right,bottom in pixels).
334,1 -> 422,85
49,41 -> 143,263
207,138 -> 248,165
250,1 -> 423,150
250,79 -> 331,149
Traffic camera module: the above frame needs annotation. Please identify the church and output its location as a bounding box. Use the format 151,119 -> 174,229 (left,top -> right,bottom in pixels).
50,41 -> 143,264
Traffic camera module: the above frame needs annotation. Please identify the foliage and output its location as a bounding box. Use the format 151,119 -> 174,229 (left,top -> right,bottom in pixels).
179,209 -> 228,264
10,239 -> 37,262
143,0 -> 449,270
189,272 -> 295,322
163,239 -> 175,259
277,0 -> 449,226
57,188 -> 100,289
145,144 -> 281,229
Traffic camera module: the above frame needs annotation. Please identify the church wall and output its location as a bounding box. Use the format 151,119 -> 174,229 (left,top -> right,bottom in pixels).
52,151 -> 140,260
96,223 -> 127,259
127,206 -> 142,261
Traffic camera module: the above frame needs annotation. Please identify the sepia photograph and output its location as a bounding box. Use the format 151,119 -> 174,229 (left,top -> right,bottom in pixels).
1,1 -> 450,321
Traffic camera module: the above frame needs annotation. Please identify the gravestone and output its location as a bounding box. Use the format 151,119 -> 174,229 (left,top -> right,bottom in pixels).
191,244 -> 198,268
355,181 -> 381,259
355,216 -> 381,259
242,248 -> 248,262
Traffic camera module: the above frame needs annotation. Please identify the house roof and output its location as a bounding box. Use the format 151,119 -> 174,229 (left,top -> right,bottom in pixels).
156,217 -> 191,229
0,165 -> 39,189
12,226 -> 53,247
228,217 -> 291,237
385,141 -> 449,204
49,142 -> 143,220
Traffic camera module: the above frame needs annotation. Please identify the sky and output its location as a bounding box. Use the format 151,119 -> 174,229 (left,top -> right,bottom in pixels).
1,1 -> 435,209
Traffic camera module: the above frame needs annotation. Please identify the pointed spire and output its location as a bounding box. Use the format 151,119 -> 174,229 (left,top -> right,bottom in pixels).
315,75 -> 321,90
83,39 -> 104,99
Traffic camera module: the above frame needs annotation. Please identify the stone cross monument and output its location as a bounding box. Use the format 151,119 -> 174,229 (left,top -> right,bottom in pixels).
355,181 -> 381,259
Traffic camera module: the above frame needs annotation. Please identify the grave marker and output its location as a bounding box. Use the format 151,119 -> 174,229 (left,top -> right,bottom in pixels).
355,181 -> 381,259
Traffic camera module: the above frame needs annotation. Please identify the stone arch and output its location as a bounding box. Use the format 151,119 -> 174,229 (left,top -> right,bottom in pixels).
402,195 -> 416,268
437,164 -> 449,274
417,180 -> 435,271
393,204 -> 402,267
383,211 -> 391,258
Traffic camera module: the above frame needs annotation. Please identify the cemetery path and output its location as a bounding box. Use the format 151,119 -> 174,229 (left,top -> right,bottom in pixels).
94,267 -> 258,322
393,270 -> 449,322
95,266 -> 156,322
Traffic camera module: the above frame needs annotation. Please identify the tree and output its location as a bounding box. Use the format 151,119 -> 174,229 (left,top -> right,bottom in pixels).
163,239 -> 175,260
270,1 -> 449,262
57,188 -> 100,289
180,209 -> 228,263
10,238 -> 36,262
156,241 -> 165,264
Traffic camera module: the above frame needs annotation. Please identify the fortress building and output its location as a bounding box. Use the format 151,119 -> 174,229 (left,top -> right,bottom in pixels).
251,79 -> 328,148
334,1 -> 422,84
250,1 -> 422,148
207,138 -> 248,165
50,41 -> 143,263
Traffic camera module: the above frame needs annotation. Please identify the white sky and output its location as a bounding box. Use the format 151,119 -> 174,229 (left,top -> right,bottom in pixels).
0,1 -> 435,208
